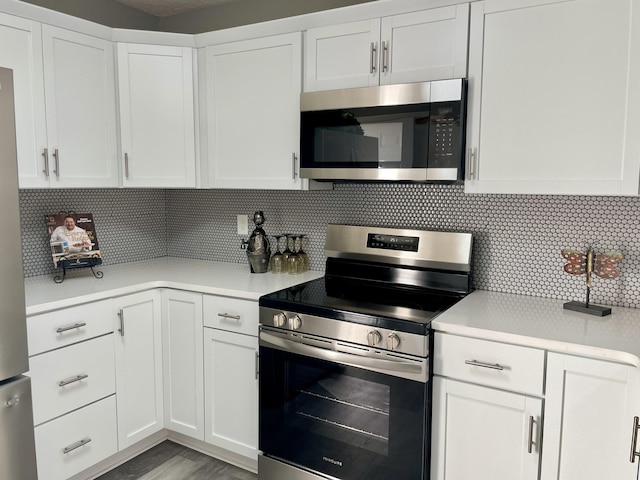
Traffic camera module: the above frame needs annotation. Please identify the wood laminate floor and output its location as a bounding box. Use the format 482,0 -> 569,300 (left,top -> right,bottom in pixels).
97,441 -> 258,480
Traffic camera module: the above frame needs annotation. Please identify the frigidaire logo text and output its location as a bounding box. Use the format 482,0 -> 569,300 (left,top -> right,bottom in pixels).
322,456 -> 343,467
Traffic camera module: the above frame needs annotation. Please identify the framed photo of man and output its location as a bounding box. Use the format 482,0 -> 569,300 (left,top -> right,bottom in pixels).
46,213 -> 102,269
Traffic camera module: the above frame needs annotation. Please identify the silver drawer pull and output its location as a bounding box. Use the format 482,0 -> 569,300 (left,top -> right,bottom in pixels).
218,313 -> 241,321
5,396 -> 20,407
56,322 -> 87,334
465,359 -> 505,371
58,374 -> 88,387
63,437 -> 92,454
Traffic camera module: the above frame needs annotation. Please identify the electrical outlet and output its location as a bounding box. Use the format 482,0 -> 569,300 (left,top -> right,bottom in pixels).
237,214 -> 248,235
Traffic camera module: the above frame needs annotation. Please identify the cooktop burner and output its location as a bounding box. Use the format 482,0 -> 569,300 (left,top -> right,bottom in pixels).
259,276 -> 465,335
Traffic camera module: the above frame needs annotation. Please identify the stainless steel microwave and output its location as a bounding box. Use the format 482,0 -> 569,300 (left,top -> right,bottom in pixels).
300,79 -> 466,183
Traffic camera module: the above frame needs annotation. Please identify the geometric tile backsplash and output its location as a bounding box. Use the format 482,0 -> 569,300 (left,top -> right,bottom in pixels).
19,184 -> 640,309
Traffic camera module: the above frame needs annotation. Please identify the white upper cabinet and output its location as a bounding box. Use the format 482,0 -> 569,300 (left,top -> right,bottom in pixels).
41,25 -> 119,188
117,43 -> 196,187
203,32 -> 306,189
0,13 -> 47,188
304,5 -> 469,92
465,0 -> 640,195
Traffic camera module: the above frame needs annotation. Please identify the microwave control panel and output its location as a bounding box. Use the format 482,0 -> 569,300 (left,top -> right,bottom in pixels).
429,102 -> 463,168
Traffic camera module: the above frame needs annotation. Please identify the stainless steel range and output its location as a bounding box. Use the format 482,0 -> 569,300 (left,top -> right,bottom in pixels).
258,224 -> 473,480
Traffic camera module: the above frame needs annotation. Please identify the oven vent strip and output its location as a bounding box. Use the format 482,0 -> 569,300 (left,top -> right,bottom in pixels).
295,411 -> 389,441
296,389 -> 390,416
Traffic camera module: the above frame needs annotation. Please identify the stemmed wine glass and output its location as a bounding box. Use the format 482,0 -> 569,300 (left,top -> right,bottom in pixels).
287,235 -> 302,274
270,235 -> 285,274
282,234 -> 293,262
298,235 -> 309,272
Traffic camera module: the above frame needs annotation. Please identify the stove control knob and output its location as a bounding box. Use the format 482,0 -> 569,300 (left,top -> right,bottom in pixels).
367,330 -> 382,346
273,312 -> 287,328
289,315 -> 302,330
387,333 -> 401,351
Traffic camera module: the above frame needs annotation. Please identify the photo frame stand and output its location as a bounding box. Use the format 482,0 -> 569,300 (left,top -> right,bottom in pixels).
54,258 -> 104,284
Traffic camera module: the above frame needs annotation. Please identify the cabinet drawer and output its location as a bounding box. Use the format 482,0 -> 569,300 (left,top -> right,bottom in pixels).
30,334 -> 116,425
27,300 -> 115,355
434,333 -> 545,396
34,395 -> 117,480
203,295 -> 258,336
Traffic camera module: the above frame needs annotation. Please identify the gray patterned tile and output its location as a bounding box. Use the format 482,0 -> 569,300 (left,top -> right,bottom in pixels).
18,185 -> 640,308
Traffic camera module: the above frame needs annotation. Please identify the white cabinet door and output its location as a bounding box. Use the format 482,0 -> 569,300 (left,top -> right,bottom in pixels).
541,353 -> 640,480
465,0 -> 640,194
114,291 -> 164,449
204,32 -> 304,189
431,377 -> 541,480
0,13 -> 47,188
41,25 -> 118,188
305,19 -> 381,91
161,290 -> 204,441
304,5 -> 469,92
379,6 -> 469,86
204,327 -> 258,460
117,43 -> 196,187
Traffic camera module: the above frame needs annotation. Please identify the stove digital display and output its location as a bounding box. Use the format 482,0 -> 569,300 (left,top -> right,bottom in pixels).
367,233 -> 419,252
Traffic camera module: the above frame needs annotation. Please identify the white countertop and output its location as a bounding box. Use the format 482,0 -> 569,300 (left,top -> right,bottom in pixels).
24,257 -> 323,316
25,259 -> 640,366
432,290 -> 640,367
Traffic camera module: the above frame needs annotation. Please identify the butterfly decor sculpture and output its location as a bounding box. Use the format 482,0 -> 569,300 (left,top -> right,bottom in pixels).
560,247 -> 623,316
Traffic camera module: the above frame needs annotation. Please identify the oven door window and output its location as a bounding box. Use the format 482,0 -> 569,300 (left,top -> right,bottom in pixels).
260,346 -> 428,480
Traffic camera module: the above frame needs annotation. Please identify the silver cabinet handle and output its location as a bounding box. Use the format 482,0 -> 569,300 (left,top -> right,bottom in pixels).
465,359 -> 504,371
382,41 -> 389,72
292,153 -> 297,180
255,351 -> 259,380
42,148 -> 50,177
527,415 -> 535,453
124,152 -> 130,178
52,148 -> 60,178
630,416 -> 640,463
56,322 -> 87,334
218,313 -> 241,321
5,396 -> 20,407
58,373 -> 88,387
63,437 -> 92,454
370,42 -> 377,73
467,148 -> 477,180
117,309 -> 125,336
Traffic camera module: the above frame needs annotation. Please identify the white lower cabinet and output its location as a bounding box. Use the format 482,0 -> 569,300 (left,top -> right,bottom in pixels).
541,353 -> 640,480
431,377 -> 542,480
432,333 -> 543,480
162,289 -> 204,440
203,327 -> 258,460
34,395 -> 118,480
114,291 -> 164,449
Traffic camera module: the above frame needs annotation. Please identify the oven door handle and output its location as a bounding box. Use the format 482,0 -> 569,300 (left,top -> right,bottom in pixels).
260,331 -> 428,383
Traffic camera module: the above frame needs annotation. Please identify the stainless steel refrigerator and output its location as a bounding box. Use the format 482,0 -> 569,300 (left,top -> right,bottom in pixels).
0,66 -> 39,479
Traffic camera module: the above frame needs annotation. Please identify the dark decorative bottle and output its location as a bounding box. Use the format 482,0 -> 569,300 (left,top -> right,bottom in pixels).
246,211 -> 271,273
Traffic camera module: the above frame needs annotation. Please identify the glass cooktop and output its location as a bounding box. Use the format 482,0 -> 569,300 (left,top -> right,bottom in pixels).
259,276 -> 466,335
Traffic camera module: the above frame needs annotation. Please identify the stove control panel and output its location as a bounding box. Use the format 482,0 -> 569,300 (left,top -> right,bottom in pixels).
367,233 -> 419,252
261,307 -> 428,358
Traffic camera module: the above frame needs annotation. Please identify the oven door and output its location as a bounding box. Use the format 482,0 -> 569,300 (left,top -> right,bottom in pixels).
259,327 -> 430,480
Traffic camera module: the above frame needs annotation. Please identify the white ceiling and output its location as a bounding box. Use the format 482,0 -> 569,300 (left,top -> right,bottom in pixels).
113,0 -> 239,17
